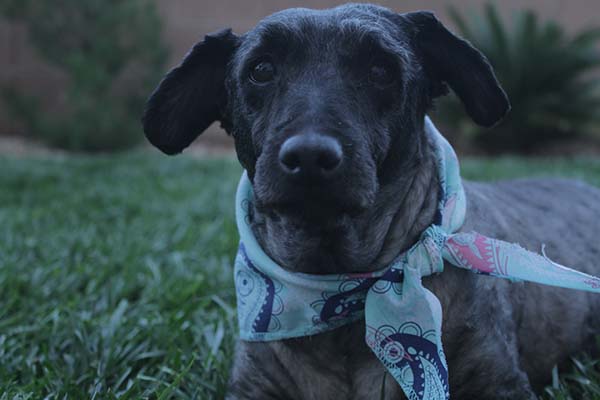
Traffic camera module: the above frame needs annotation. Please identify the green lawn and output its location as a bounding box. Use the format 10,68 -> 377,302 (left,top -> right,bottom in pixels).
1,152 -> 599,399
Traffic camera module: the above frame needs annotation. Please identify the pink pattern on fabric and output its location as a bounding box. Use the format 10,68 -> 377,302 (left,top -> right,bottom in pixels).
584,278 -> 600,289
445,232 -> 507,275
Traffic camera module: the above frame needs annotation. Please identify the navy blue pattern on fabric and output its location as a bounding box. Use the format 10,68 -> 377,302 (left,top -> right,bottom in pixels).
238,243 -> 275,333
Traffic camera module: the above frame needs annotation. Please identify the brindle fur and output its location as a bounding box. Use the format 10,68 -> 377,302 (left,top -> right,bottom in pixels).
142,4 -> 600,399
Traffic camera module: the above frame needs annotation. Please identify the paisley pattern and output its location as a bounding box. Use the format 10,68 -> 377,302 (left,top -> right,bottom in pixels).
233,117 -> 600,399
370,267 -> 405,294
367,324 -> 449,400
235,243 -> 283,333
314,277 -> 375,323
585,278 -> 600,289
443,232 -> 600,292
444,232 -> 500,274
311,268 -> 405,323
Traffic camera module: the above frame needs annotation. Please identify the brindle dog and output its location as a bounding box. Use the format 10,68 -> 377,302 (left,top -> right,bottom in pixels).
143,4 -> 600,399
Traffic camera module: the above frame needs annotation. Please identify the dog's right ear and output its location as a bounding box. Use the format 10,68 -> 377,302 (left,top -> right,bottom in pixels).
401,12 -> 510,127
142,28 -> 238,155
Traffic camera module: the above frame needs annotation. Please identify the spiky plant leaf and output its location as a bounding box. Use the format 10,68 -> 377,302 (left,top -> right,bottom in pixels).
435,4 -> 600,153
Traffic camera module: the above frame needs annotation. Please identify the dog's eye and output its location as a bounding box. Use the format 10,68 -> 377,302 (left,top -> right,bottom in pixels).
249,60 -> 276,84
368,60 -> 395,86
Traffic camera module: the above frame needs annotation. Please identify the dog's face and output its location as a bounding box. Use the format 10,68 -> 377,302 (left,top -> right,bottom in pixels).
143,4 -> 508,270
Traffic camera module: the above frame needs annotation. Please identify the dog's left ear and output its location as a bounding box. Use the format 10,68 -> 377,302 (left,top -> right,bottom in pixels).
142,28 -> 238,155
402,11 -> 510,127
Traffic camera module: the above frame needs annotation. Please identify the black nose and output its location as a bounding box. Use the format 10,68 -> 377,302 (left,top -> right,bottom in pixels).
278,133 -> 343,177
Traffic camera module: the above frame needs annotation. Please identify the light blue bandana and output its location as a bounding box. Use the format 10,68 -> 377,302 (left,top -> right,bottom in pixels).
233,117 -> 600,400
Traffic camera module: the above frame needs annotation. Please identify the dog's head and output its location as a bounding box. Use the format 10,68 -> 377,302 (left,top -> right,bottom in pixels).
143,4 -> 508,269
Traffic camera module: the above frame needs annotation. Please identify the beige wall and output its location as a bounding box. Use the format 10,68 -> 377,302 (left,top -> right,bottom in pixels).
1,0 -> 599,137
157,0 -> 599,65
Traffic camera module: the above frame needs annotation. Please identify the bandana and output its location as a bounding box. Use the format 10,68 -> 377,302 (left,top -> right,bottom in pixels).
233,117 -> 600,400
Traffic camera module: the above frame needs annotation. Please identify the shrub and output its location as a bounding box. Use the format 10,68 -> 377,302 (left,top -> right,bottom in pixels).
433,4 -> 600,153
0,0 -> 167,152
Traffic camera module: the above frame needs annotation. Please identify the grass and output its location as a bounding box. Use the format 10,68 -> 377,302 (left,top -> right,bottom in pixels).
0,152 -> 599,399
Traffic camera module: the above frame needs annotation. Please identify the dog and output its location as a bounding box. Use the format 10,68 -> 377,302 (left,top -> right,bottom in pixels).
142,4 -> 600,399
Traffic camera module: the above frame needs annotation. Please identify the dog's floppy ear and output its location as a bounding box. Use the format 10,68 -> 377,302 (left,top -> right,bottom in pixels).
142,28 -> 238,155
403,11 -> 510,127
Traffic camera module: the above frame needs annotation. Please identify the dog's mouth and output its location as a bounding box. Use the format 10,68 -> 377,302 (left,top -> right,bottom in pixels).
253,185 -> 373,225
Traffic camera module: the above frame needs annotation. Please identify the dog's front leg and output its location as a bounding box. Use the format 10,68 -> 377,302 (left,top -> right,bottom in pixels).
434,271 -> 538,399
226,341 -> 305,400
450,354 -> 537,400
227,331 -> 363,400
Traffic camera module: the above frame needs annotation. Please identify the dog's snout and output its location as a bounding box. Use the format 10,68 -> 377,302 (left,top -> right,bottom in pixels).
278,133 -> 343,178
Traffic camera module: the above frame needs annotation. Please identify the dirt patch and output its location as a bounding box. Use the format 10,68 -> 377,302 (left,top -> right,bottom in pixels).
177,125 -> 235,157
0,134 -> 67,158
0,125 -> 235,158
530,138 -> 600,157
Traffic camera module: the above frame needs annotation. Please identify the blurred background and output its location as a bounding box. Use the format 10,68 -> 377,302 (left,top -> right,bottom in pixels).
1,1 -> 600,399
1,0 -> 600,155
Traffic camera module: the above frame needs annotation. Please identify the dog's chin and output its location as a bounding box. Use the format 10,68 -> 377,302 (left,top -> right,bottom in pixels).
251,184 -> 379,274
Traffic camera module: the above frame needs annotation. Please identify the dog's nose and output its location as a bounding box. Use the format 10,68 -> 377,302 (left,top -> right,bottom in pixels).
279,133 -> 343,177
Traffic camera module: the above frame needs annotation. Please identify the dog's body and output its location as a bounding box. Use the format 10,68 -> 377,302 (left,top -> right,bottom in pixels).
229,176 -> 600,400
143,4 -> 600,398
226,126 -> 600,399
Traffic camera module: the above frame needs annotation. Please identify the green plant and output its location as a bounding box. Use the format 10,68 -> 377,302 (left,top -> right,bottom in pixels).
0,0 -> 167,152
434,4 -> 600,153
543,354 -> 600,400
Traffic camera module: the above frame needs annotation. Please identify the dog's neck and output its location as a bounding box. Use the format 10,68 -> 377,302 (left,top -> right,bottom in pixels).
249,128 -> 440,274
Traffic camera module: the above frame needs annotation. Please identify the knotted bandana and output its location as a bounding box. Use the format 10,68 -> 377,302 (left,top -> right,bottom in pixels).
233,117 -> 600,400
